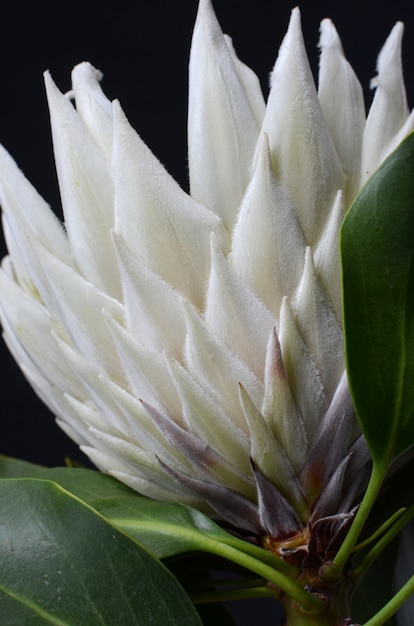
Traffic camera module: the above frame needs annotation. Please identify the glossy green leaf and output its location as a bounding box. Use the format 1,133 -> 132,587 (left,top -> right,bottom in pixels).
0,455 -> 46,477
341,132 -> 414,464
0,457 -> 293,579
0,478 -> 202,625
42,468 -> 233,558
0,456 -> 309,613
0,458 -> 234,558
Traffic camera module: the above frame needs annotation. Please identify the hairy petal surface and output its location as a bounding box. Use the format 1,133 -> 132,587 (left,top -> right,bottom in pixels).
318,20 -> 365,204
361,22 -> 409,183
205,235 -> 277,379
45,73 -> 121,300
113,101 -> 226,309
230,134 -> 306,319
71,62 -> 114,158
263,8 -> 344,247
0,145 -> 72,298
188,0 -> 265,230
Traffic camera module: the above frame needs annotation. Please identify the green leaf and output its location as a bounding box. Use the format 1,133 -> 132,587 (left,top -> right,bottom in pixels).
0,459 -> 237,558
0,455 -> 46,477
0,478 -> 202,625
0,457 -> 292,573
341,132 -> 414,464
0,457 -> 319,611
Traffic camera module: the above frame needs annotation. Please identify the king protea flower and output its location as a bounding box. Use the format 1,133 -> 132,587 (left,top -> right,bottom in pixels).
0,0 -> 411,567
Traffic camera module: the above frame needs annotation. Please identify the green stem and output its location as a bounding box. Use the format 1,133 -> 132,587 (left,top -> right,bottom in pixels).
191,585 -> 275,604
127,519 -> 321,608
190,576 -> 265,591
352,508 -> 406,554
198,536 -> 326,613
281,573 -> 352,626
361,575 -> 414,626
354,505 -> 414,581
131,518 -> 298,578
216,532 -> 298,578
322,460 -> 389,581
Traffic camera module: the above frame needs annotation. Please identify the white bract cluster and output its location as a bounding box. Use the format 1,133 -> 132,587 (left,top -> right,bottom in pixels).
0,0 -> 411,545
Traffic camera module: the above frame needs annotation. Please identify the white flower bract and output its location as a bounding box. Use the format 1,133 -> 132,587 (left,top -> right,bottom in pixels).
0,0 -> 411,542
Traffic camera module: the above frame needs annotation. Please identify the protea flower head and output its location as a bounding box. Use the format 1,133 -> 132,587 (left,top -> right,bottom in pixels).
0,0 -> 411,569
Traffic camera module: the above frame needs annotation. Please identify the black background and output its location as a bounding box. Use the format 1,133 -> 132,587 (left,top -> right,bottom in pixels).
0,1 -> 413,622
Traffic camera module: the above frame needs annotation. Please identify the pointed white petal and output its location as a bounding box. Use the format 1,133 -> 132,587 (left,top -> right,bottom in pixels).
63,393 -> 111,434
380,108 -> 414,163
262,328 -> 308,473
0,268 -> 86,400
87,427 -> 187,483
279,297 -> 327,441
57,415 -> 95,448
103,311 -> 182,420
112,231 -> 186,356
32,244 -> 124,380
92,375 -> 174,449
1,313 -> 88,440
112,100 -> 227,308
165,352 -> 252,480
1,217 -> 37,298
263,8 -> 343,247
53,334 -> 133,436
0,314 -> 40,386
205,235 -> 276,379
0,145 -> 69,261
2,211 -> 69,312
54,333 -> 193,480
188,0 -> 265,230
293,248 -> 344,399
45,72 -> 121,299
82,444 -> 202,507
318,19 -> 365,204
19,362 -> 90,439
71,62 -> 113,158
361,22 -> 409,184
141,398 -> 253,499
0,255 -> 15,282
313,191 -> 344,323
230,134 -> 306,317
93,374 -> 190,473
183,300 -> 264,431
239,384 -> 308,520
0,144 -> 71,294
